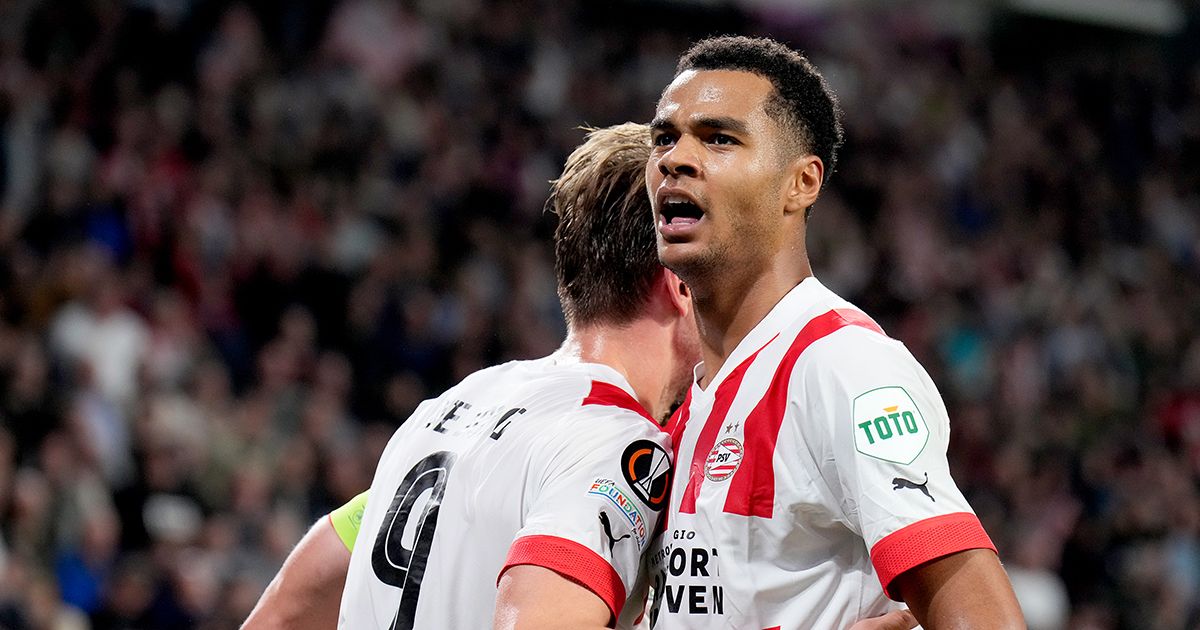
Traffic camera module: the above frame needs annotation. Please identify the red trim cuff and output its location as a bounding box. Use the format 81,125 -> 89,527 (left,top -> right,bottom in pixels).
500,535 -> 627,620
870,512 -> 997,600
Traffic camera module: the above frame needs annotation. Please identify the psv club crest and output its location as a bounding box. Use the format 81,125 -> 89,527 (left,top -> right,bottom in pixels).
704,437 -> 743,482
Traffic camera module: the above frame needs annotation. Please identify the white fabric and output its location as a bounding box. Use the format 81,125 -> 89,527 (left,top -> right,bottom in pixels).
339,353 -> 668,629
649,278 -> 980,629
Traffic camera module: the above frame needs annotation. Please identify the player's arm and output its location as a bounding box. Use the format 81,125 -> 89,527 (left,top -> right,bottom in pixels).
494,406 -> 671,629
241,492 -> 367,630
241,516 -> 347,629
807,330 -> 1023,629
493,565 -> 613,630
847,609 -> 918,630
892,548 -> 1024,629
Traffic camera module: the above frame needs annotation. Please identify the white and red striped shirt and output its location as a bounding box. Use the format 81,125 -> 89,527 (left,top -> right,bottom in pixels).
339,354 -> 670,629
648,278 -> 995,629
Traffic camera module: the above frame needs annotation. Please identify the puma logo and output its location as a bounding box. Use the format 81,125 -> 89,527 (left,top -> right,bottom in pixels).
892,473 -> 934,502
599,512 -> 631,552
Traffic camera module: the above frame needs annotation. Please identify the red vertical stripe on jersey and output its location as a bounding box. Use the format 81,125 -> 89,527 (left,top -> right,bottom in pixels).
582,381 -> 660,429
724,309 -> 885,518
678,338 -> 776,514
657,388 -> 692,533
664,387 -> 692,451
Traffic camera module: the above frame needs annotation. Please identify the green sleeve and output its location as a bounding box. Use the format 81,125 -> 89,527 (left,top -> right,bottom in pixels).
329,491 -> 368,551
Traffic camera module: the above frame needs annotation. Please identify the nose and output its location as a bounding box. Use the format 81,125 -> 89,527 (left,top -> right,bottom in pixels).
657,136 -> 701,179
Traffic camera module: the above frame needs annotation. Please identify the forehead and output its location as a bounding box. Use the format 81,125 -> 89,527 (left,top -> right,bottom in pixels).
655,69 -> 775,122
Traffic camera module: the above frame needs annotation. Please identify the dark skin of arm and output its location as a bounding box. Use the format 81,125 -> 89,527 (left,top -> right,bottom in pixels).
893,548 -> 1026,630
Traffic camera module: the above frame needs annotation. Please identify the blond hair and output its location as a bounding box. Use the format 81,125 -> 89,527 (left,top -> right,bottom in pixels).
549,123 -> 657,326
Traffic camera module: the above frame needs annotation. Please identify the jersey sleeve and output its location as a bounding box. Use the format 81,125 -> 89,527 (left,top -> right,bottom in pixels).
799,329 -> 996,599
498,410 -> 672,621
328,491 -> 369,551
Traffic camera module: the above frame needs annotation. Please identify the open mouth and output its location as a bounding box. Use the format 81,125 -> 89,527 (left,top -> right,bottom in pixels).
661,198 -> 705,226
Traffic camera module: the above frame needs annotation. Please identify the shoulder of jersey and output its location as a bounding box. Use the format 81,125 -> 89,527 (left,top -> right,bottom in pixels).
445,358 -> 598,414
441,357 -> 663,437
787,312 -> 923,390
445,358 -> 535,392
441,358 -> 569,402
533,369 -> 665,440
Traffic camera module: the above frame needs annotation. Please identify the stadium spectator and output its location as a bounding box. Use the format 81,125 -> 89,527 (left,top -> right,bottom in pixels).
0,1 -> 1195,628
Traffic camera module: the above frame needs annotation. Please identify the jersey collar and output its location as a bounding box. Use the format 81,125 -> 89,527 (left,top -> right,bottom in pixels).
548,348 -> 641,402
693,276 -> 827,394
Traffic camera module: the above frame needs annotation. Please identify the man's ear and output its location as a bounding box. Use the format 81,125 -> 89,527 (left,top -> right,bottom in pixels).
661,268 -> 691,319
783,155 -> 823,217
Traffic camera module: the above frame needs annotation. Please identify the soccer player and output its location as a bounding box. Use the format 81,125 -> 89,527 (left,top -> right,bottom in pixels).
247,123 -> 696,630
241,123 -> 920,630
644,36 -> 1025,628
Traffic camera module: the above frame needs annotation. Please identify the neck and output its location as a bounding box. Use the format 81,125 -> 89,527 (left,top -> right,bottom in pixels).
687,255 -> 812,388
560,318 -> 682,424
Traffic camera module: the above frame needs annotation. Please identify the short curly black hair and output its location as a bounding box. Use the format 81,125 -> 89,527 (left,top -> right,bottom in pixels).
676,35 -> 844,188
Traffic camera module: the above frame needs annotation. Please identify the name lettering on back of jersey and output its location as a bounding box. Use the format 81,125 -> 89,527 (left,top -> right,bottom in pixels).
489,407 -> 525,440
588,478 -> 648,548
431,400 -> 471,433
852,386 -> 929,464
424,399 -> 526,440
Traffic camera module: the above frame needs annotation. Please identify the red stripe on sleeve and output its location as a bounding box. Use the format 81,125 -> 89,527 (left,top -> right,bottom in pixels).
725,309 -> 885,518
582,381 -> 659,429
678,339 -> 775,514
500,535 -> 628,619
870,512 -> 997,600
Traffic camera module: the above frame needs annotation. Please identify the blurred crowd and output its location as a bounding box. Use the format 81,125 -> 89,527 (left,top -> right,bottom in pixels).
0,0 -> 1197,628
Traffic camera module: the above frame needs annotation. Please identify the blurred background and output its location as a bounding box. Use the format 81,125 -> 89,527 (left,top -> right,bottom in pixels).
0,0 -> 1197,628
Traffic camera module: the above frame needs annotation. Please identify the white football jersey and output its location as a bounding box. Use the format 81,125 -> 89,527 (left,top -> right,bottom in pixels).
339,354 -> 672,629
648,278 -> 996,629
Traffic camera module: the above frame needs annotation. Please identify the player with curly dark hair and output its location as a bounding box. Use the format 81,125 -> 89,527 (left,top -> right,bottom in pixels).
645,35 -> 1024,629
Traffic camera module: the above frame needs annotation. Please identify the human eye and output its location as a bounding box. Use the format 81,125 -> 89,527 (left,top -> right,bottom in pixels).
652,132 -> 676,147
710,133 -> 738,146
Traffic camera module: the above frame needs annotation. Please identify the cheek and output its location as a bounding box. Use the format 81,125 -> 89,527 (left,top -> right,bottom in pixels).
645,153 -> 658,174
645,160 -> 665,193
738,159 -> 786,210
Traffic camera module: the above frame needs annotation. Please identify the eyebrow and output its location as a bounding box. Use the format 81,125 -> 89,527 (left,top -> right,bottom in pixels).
649,115 -> 750,136
649,117 -> 676,132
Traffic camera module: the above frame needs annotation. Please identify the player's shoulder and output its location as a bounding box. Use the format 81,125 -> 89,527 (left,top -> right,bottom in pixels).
443,357 -> 548,394
450,356 -> 665,440
523,364 -> 669,453
439,356 -> 588,406
783,295 -> 920,388
554,374 -> 667,445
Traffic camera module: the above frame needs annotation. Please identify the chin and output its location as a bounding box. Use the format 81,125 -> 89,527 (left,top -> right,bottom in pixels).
658,242 -> 717,280
658,239 -> 695,264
